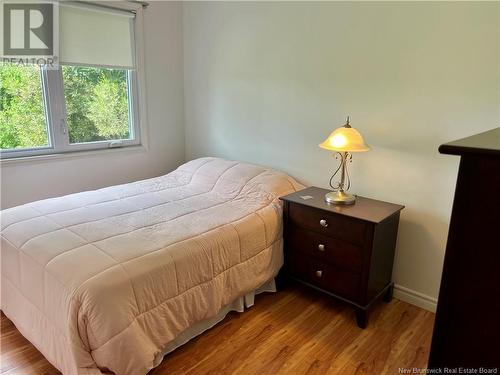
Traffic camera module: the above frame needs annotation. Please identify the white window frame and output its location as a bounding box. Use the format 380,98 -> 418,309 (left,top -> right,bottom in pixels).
0,1 -> 147,160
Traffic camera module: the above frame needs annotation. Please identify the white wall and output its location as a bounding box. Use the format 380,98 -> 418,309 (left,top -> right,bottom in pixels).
1,1 -> 185,209
183,2 -> 500,309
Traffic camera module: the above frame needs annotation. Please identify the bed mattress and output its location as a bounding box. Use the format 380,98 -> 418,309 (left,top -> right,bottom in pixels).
0,157 -> 302,374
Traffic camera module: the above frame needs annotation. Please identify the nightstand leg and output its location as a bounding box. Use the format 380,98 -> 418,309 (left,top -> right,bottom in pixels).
356,308 -> 368,329
383,283 -> 394,303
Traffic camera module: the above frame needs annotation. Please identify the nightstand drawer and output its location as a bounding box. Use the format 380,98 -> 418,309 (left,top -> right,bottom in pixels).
288,202 -> 366,246
287,226 -> 363,272
287,251 -> 360,301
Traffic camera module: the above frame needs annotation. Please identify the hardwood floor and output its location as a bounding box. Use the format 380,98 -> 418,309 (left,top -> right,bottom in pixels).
1,284 -> 435,374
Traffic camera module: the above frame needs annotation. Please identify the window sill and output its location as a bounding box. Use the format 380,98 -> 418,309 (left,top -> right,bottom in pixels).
0,144 -> 148,166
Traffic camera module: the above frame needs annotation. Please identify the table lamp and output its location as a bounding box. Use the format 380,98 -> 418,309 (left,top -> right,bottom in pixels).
319,117 -> 370,205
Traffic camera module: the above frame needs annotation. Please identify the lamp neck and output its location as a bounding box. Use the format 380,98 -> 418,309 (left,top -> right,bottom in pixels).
328,151 -> 352,193
339,152 -> 348,191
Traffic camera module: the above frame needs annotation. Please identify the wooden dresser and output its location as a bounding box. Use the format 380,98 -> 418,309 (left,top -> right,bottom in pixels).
280,187 -> 404,328
428,127 -> 500,369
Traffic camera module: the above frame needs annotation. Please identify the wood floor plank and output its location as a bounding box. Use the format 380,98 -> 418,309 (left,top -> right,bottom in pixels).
176,289 -> 320,375
277,307 -> 359,375
0,285 -> 434,374
230,299 -> 339,375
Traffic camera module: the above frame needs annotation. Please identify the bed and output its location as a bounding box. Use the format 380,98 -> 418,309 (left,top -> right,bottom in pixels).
0,157 -> 302,375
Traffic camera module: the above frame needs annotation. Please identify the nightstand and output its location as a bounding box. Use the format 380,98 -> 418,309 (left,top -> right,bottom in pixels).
279,186 -> 404,328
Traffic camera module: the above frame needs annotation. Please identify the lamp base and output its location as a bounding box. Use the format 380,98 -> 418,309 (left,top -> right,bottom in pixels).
325,190 -> 356,205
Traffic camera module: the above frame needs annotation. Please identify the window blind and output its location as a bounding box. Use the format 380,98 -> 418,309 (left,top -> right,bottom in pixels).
59,2 -> 135,69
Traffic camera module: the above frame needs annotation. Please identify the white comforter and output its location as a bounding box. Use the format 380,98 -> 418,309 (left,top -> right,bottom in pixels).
0,157 -> 302,374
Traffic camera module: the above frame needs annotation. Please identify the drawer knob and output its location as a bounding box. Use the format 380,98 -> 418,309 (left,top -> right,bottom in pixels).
315,270 -> 323,278
318,244 -> 325,251
319,219 -> 328,228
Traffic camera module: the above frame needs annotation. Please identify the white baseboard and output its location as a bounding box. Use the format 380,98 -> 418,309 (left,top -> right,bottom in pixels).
393,284 -> 437,313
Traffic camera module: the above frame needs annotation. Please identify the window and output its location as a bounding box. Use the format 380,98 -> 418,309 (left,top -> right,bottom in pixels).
62,66 -> 133,144
0,64 -> 50,150
0,2 -> 141,159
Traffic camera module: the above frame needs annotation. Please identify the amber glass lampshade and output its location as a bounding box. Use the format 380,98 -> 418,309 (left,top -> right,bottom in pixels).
319,121 -> 370,152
